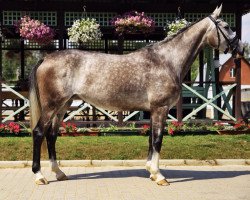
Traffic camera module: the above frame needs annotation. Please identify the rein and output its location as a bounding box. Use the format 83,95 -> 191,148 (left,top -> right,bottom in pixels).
208,15 -> 239,54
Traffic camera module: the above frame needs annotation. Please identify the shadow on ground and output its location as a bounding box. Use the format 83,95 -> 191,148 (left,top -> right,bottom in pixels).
56,168 -> 250,184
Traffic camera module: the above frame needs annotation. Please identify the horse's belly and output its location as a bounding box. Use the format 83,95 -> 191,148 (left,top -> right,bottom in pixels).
79,93 -> 150,111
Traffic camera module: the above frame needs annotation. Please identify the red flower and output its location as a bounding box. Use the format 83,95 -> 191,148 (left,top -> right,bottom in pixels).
61,122 -> 77,133
169,128 -> 174,135
142,124 -> 150,129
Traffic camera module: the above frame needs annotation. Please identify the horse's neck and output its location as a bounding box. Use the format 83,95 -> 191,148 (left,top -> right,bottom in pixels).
160,18 -> 210,80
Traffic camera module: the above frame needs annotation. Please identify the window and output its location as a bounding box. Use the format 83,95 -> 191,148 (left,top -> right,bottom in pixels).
230,67 -> 235,78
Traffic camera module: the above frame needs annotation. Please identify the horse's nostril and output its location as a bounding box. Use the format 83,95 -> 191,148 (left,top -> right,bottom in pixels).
242,48 -> 245,56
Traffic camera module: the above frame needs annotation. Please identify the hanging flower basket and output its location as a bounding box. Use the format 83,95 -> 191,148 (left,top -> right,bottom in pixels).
111,11 -> 155,35
15,16 -> 54,45
165,18 -> 189,36
68,18 -> 102,44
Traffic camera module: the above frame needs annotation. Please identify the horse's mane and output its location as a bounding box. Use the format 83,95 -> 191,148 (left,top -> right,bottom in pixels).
141,16 -> 208,50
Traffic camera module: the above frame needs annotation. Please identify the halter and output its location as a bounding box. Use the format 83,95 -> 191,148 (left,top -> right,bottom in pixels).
208,15 -> 239,55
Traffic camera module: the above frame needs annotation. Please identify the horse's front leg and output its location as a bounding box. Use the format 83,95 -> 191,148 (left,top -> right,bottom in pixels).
146,106 -> 169,186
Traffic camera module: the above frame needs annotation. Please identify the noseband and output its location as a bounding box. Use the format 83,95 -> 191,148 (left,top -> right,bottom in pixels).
208,15 -> 239,54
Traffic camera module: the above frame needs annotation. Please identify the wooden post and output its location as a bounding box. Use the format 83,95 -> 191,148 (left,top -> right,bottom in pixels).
197,50 -> 205,118
104,38 -> 108,53
92,107 -> 97,127
234,58 -> 241,120
177,93 -> 183,122
0,26 -> 2,124
199,50 -> 204,87
58,11 -> 65,50
19,40 -> 25,121
234,12 -> 242,120
214,49 -> 222,119
20,40 -> 25,79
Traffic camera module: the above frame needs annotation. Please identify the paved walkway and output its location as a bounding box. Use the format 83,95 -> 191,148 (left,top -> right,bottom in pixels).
0,165 -> 249,200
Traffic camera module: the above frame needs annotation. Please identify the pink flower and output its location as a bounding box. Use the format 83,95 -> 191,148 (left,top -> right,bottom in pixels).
111,11 -> 155,34
15,16 -> 54,44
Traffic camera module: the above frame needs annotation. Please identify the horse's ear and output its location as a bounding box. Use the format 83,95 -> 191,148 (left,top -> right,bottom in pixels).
211,4 -> 223,19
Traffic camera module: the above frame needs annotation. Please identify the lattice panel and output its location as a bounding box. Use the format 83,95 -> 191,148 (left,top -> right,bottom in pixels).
146,13 -> 176,27
221,13 -> 235,27
2,11 -> 57,26
65,12 -> 116,26
108,40 -> 157,51
67,40 -> 105,49
184,13 -> 235,27
2,39 -> 21,49
124,40 -> 147,50
24,40 -> 59,49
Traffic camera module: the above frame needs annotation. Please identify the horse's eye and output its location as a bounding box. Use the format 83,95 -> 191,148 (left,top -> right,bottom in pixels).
224,26 -> 229,30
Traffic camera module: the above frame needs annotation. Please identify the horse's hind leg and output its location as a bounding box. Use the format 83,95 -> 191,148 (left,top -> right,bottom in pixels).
46,103 -> 71,181
146,106 -> 169,186
32,108 -> 56,185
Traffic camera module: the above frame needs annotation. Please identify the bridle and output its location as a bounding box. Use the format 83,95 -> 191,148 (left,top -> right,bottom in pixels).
208,15 -> 239,55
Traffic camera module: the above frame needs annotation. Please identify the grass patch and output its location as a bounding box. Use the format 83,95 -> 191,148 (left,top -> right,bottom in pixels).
0,135 -> 249,161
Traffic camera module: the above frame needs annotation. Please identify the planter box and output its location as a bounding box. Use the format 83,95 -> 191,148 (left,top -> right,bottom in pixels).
99,130 -> 143,136
170,130 -> 218,136
60,132 -> 99,136
217,130 -> 250,135
0,132 -> 31,137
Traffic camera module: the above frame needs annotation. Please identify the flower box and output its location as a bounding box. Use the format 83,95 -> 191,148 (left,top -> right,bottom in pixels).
217,130 -> 250,135
169,130 -> 218,136
0,132 -> 31,137
99,130 -> 142,136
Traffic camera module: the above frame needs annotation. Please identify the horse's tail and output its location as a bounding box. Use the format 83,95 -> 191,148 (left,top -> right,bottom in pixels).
29,59 -> 43,131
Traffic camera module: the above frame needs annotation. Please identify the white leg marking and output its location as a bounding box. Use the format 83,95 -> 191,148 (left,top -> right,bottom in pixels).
35,171 -> 48,185
146,160 -> 151,171
50,160 -> 67,181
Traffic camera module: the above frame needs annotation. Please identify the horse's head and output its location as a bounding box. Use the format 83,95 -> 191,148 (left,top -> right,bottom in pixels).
207,5 -> 244,57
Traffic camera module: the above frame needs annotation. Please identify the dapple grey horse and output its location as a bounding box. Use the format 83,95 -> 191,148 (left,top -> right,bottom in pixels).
29,5 -> 244,185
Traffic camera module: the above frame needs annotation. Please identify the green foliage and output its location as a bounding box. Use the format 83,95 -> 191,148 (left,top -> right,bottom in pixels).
2,52 -> 19,81
191,57 -> 199,81
243,42 -> 250,59
165,19 -> 189,36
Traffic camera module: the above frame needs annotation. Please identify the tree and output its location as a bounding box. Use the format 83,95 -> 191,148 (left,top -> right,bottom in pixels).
243,42 -> 250,60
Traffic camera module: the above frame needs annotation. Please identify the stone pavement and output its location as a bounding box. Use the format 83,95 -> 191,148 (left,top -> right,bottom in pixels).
0,165 -> 249,200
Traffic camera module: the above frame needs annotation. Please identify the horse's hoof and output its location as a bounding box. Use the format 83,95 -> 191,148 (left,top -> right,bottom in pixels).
149,175 -> 156,181
56,173 -> 68,181
157,179 -> 170,186
35,178 -> 49,185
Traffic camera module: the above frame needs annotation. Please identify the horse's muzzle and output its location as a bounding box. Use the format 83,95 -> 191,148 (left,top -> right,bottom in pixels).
237,40 -> 244,56
232,39 -> 244,58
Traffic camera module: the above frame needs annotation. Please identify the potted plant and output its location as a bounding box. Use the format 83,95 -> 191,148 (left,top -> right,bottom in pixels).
15,16 -> 54,45
165,18 -> 189,36
111,11 -> 155,35
67,18 -> 102,44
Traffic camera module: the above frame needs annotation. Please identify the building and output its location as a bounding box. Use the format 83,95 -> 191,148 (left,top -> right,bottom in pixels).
220,57 -> 250,87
